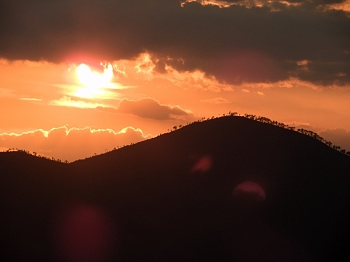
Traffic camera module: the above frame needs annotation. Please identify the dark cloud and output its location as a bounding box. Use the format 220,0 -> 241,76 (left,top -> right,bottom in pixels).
222,0 -> 347,5
0,0 -> 349,85
117,98 -> 191,120
304,0 -> 347,5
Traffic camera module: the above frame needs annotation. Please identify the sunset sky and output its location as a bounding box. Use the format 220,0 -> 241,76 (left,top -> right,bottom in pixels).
1,0 -> 349,162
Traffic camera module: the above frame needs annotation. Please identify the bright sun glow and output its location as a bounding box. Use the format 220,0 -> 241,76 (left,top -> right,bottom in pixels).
75,63 -> 114,98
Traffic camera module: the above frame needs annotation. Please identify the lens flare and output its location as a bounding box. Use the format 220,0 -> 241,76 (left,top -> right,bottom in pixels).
53,203 -> 117,262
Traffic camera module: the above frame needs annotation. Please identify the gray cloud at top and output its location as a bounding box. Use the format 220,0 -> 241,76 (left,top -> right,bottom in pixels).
0,0 -> 349,85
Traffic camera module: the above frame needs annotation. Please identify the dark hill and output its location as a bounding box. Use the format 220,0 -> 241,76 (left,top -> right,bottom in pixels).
1,116 -> 349,261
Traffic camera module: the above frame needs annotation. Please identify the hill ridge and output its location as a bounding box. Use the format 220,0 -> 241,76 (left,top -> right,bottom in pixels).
1,115 -> 349,261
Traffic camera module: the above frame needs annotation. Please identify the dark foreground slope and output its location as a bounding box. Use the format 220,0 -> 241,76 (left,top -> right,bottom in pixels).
0,151 -> 68,260
1,116 -> 350,261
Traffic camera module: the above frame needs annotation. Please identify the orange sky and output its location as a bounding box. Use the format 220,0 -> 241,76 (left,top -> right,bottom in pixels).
1,54 -> 349,161
1,1 -> 350,161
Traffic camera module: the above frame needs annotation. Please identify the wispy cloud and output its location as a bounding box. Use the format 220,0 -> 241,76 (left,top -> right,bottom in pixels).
20,97 -> 42,101
50,96 -> 107,109
200,97 -> 231,104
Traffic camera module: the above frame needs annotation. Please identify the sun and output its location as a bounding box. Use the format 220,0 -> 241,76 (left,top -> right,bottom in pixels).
75,63 -> 114,98
77,64 -> 92,87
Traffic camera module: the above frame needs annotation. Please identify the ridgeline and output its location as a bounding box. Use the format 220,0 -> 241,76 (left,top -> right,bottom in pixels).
1,116 -> 349,261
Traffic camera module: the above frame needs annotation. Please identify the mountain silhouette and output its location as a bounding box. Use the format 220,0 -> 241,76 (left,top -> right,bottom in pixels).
1,116 -> 349,261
